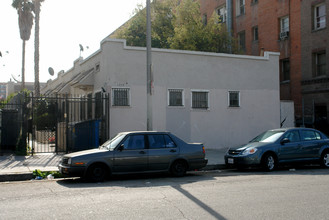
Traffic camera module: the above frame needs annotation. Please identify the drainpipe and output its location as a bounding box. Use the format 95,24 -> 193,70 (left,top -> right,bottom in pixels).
226,0 -> 233,53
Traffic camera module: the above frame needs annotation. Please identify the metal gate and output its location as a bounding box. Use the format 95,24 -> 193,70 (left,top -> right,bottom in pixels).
0,92 -> 110,155
0,94 -> 25,154
29,93 -> 110,154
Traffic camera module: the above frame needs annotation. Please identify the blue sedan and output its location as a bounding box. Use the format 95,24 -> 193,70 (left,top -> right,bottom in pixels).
225,128 -> 329,171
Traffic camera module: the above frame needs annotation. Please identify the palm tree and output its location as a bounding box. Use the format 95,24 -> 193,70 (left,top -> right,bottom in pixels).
32,0 -> 44,97
12,0 -> 34,91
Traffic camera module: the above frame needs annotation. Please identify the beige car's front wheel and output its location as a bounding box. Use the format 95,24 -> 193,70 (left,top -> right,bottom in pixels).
86,163 -> 108,182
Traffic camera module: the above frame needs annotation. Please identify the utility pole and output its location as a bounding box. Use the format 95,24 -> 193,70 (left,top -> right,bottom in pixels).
146,0 -> 153,131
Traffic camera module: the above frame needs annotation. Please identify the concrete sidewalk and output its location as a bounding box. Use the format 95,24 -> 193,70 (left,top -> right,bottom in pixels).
0,148 -> 227,182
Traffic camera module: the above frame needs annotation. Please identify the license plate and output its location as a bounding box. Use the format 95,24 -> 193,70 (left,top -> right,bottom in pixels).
228,158 -> 234,164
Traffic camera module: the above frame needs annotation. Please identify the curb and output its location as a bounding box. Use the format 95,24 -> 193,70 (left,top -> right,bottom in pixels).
0,173 -> 33,182
0,164 -> 226,182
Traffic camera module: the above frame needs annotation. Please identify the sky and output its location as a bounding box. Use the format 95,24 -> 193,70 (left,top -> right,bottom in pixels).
0,0 -> 144,83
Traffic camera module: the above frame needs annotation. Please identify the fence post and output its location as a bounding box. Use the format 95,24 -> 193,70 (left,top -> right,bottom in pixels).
31,93 -> 35,156
65,94 -> 69,153
55,94 -> 58,154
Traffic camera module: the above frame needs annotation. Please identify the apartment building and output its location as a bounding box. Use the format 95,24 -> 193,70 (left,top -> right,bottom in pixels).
0,83 -> 6,100
200,0 -> 328,134
300,1 -> 328,134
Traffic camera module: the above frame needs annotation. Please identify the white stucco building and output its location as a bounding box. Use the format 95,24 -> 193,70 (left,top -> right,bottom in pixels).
42,38 -> 282,149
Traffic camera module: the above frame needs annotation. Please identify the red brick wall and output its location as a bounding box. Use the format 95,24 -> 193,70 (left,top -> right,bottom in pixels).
199,0 -> 302,118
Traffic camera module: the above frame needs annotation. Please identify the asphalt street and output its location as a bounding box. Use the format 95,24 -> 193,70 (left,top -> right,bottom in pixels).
1,167 -> 329,220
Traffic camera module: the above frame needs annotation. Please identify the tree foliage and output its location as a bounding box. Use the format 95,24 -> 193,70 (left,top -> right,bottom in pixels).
112,0 -> 239,54
12,0 -> 34,41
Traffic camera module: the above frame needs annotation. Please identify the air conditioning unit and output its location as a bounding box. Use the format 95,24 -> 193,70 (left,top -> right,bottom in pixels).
280,31 -> 289,40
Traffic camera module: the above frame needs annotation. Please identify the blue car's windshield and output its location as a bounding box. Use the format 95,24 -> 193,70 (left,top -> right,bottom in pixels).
250,130 -> 285,143
101,133 -> 126,150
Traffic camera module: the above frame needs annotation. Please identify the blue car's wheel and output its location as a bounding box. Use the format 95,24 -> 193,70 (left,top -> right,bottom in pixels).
262,154 -> 276,171
320,151 -> 329,168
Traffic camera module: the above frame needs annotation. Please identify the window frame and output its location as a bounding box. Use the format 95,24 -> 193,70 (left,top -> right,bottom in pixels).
280,59 -> 290,82
236,0 -> 245,16
238,31 -> 246,52
121,134 -> 146,150
216,5 -> 227,23
112,87 -> 130,107
191,90 -> 209,110
147,134 -> 177,149
313,51 -> 327,77
168,88 -> 184,107
313,3 -> 326,30
301,130 -> 322,141
228,91 -> 240,108
280,16 -> 290,33
252,26 -> 259,41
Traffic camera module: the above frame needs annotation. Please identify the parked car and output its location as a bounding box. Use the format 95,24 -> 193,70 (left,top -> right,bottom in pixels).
59,131 -> 208,181
225,128 -> 329,171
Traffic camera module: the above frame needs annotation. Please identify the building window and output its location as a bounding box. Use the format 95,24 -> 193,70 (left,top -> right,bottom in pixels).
236,0 -> 245,16
202,14 -> 207,26
168,89 -> 184,107
112,88 -> 130,106
238,31 -> 246,52
95,63 -> 100,72
252,26 -> 259,41
192,91 -> 209,109
280,59 -> 290,81
279,16 -> 289,40
216,6 -> 227,23
314,3 -> 326,30
313,51 -> 326,77
228,91 -> 240,107
280,16 -> 290,33
251,0 -> 258,4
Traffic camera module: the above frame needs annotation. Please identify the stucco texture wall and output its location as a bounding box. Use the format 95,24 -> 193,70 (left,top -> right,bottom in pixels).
100,39 -> 280,149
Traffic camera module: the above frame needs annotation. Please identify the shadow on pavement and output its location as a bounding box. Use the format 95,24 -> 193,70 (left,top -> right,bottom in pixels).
56,171 -> 215,188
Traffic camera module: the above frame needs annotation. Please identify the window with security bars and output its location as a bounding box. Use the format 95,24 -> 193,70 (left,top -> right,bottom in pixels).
112,88 -> 130,106
228,91 -> 240,107
192,91 -> 209,109
168,89 -> 183,106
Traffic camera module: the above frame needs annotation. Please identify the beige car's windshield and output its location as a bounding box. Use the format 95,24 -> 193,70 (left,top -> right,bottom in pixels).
101,134 -> 126,150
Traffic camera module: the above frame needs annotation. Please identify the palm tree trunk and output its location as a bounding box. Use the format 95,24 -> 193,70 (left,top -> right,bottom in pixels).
34,0 -> 40,96
21,40 -> 26,90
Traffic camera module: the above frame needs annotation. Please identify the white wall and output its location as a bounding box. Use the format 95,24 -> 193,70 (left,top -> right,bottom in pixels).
42,39 -> 281,149
280,101 -> 295,128
99,39 -> 280,149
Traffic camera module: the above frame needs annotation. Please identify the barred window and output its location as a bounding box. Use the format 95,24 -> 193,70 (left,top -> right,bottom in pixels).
112,88 -> 130,106
168,89 -> 183,106
192,91 -> 209,109
228,91 -> 240,107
